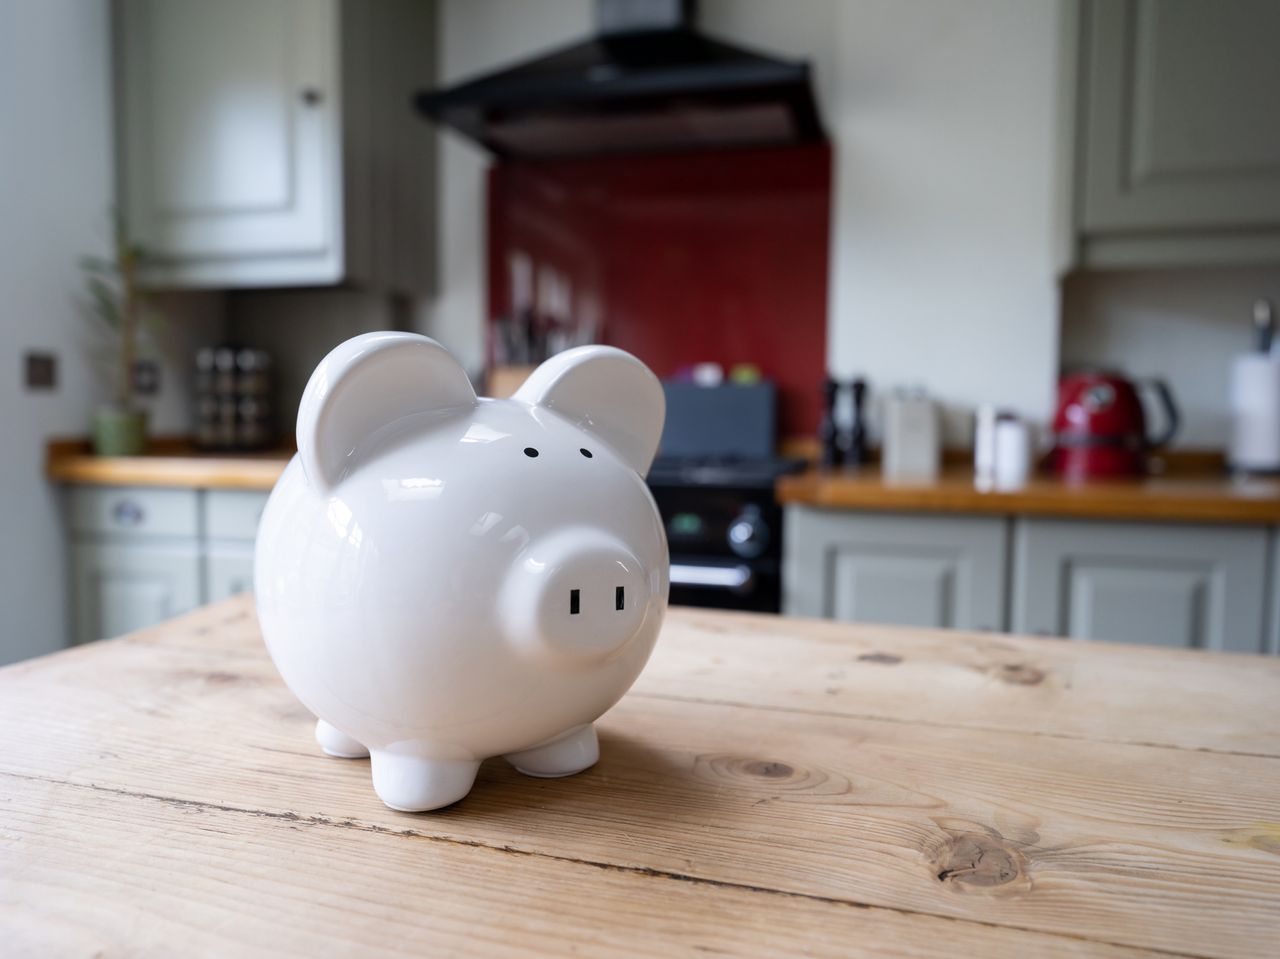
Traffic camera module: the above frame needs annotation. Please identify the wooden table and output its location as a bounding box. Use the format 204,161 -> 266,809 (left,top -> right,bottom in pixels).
2,598 -> 1278,957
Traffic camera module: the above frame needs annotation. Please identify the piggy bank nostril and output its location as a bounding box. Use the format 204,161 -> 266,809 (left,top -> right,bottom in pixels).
569,586 -> 626,614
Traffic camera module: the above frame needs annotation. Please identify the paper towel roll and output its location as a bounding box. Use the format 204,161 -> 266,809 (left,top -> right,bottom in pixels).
993,419 -> 1032,491
1229,353 -> 1280,472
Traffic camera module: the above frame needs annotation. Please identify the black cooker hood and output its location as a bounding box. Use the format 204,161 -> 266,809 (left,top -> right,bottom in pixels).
414,0 -> 824,159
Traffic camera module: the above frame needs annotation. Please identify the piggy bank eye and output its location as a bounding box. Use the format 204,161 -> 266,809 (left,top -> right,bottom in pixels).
524,447 -> 539,458
579,448 -> 593,459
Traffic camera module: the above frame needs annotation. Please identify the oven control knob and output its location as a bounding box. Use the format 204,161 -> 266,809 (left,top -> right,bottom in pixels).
727,506 -> 768,559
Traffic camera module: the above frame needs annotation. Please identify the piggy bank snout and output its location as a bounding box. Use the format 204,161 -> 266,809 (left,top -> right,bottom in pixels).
499,529 -> 652,662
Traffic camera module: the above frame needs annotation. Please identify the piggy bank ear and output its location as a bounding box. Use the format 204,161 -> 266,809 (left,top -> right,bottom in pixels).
297,332 -> 475,492
514,346 -> 664,475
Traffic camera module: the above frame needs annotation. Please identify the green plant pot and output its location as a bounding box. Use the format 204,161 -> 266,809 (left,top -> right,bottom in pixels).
91,407 -> 148,457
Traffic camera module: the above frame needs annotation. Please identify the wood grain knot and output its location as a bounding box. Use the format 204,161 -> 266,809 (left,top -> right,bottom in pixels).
174,669 -> 256,688
1222,823 -> 1280,856
932,833 -> 1029,892
743,760 -> 793,779
993,663 -> 1044,685
857,652 -> 902,665
693,754 -> 851,799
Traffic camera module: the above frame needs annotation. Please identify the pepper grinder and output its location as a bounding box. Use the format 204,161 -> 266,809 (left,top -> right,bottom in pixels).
819,377 -> 842,468
841,378 -> 868,466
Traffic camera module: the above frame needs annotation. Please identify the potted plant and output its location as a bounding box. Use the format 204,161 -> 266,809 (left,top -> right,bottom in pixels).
81,216 -> 154,456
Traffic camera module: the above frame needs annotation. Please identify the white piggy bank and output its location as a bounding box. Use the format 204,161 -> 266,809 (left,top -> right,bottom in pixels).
255,332 -> 669,812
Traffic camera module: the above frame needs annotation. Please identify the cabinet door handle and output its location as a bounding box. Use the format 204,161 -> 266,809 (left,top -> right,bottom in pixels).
112,499 -> 145,526
300,88 -> 324,107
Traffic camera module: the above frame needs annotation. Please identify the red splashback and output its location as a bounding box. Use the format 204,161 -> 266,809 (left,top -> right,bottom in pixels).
487,143 -> 831,438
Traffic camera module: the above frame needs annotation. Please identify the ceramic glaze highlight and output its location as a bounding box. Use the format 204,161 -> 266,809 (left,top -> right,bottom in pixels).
255,333 -> 669,811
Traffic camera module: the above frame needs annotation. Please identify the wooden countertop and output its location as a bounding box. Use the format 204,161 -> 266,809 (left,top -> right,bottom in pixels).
778,463 -> 1280,524
3,597 -> 1278,957
45,437 -> 290,490
44,437 -> 1280,524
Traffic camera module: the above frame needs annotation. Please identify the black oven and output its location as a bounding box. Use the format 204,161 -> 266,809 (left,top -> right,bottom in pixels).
648,462 -> 798,613
647,380 -> 803,613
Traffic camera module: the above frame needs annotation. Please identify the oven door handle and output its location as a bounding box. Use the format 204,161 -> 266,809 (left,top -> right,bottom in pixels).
669,563 -> 756,593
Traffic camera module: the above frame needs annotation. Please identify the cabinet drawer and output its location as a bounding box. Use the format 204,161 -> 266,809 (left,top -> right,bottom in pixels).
69,486 -> 199,539
204,490 -> 270,541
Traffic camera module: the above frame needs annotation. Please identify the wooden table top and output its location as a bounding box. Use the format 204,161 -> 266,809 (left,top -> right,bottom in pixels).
778,464 -> 1280,524
3,598 -> 1278,957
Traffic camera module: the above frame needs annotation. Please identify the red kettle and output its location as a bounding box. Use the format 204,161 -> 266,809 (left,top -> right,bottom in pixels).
1048,371 -> 1179,480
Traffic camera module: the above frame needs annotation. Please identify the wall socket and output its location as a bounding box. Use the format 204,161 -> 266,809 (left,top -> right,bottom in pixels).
132,358 -> 160,395
24,352 -> 57,390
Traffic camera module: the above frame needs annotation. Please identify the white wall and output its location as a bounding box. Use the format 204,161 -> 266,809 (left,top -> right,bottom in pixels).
705,0 -> 1066,433
426,0 -> 1069,433
1062,267 -> 1280,448
0,0 -> 114,664
819,0 -> 1063,429
0,0 -> 221,665
420,0 -> 593,375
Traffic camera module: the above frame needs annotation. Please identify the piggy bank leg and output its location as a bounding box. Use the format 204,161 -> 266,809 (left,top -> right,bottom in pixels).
370,750 -> 480,812
315,719 -> 369,759
505,723 -> 599,778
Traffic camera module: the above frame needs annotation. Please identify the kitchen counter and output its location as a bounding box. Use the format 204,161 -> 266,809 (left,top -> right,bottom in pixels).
46,438 -> 1280,526
45,437 -> 290,491
3,597 -> 1277,957
778,462 -> 1280,524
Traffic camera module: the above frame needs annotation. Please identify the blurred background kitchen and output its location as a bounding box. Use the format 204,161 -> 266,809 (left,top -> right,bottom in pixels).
6,0 -> 1280,665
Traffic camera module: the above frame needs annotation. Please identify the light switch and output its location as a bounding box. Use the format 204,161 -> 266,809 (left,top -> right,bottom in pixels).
24,352 -> 56,390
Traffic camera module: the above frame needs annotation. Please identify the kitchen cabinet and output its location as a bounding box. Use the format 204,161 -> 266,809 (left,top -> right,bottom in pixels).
68,486 -> 204,645
1076,0 -> 1280,267
116,0 -> 435,290
783,508 -> 1008,631
1268,533 -> 1280,656
204,489 -> 270,602
204,547 -> 255,603
72,541 -> 202,646
68,486 -> 270,644
1014,519 -> 1268,652
782,501 -> 1279,654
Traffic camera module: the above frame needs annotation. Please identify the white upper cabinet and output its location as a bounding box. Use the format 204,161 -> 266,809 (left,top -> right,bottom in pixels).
117,0 -> 436,291
1077,0 -> 1280,267
121,0 -> 338,278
